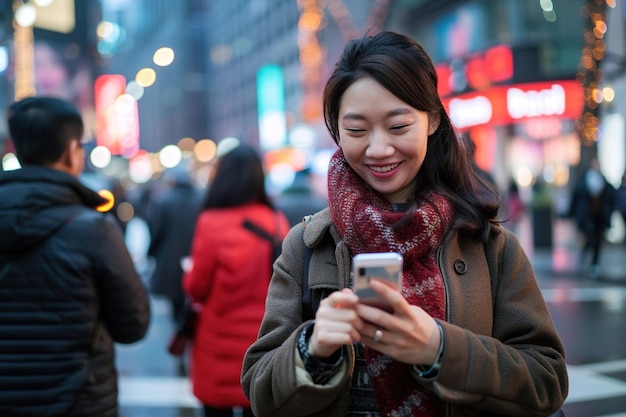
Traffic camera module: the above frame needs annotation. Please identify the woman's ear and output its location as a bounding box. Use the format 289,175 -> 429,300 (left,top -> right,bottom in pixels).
428,113 -> 441,136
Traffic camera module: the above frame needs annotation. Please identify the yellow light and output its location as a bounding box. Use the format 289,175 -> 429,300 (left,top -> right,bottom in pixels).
13,10 -> 35,100
591,88 -> 603,103
194,139 -> 217,162
96,189 -> 115,212
298,11 -> 323,30
602,86 -> 615,102
135,68 -> 156,87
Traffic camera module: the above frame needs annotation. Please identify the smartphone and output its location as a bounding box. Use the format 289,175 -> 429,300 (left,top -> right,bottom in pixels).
352,252 -> 403,312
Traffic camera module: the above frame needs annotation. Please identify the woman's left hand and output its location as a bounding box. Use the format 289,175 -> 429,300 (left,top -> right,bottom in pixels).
355,279 -> 441,366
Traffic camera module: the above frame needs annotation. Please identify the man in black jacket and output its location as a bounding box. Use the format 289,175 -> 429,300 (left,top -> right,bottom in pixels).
0,96 -> 151,416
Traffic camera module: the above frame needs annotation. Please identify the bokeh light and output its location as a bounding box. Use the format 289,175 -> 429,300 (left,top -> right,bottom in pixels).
89,145 -> 112,169
114,93 -> 137,114
153,47 -> 175,66
129,152 -> 154,184
602,86 -> 615,102
194,139 -> 217,162
96,189 -> 115,212
2,153 -> 21,171
268,163 -> 296,193
516,166 -> 534,188
117,202 -> 135,222
15,3 -> 37,27
216,137 -> 240,158
289,123 -> 316,149
126,80 -> 145,100
135,68 -> 156,87
159,144 -> 182,168
178,137 -> 196,158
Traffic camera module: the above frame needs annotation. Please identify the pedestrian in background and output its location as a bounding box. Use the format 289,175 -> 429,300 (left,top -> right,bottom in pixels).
147,165 -> 202,373
616,169 -> 626,246
183,143 -> 290,417
504,180 -> 524,233
467,132 -> 498,193
274,167 -> 328,227
569,158 -> 616,279
0,96 -> 150,417
242,31 -> 567,417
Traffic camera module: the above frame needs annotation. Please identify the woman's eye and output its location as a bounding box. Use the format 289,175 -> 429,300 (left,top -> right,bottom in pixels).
345,128 -> 365,133
390,124 -> 409,131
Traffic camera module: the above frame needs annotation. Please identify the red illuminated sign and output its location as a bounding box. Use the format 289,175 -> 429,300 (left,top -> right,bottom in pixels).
442,80 -> 584,130
436,44 -> 514,97
94,74 -> 140,157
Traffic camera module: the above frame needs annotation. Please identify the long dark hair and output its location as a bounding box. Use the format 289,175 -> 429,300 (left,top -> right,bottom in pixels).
323,31 -> 500,241
202,143 -> 275,210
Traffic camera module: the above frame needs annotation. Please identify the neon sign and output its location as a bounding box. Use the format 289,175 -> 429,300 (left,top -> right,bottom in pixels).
443,80 -> 583,130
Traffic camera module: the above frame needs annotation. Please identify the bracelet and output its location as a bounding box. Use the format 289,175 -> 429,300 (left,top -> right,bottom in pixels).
297,321 -> 343,384
413,321 -> 444,379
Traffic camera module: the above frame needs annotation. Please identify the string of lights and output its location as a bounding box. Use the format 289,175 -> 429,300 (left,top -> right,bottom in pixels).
577,0 -> 616,146
297,0 -> 390,122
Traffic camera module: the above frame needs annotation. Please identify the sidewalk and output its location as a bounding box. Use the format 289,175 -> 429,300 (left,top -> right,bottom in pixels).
517,215 -> 626,283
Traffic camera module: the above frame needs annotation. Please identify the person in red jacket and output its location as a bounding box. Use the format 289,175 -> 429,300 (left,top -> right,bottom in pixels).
183,142 -> 290,417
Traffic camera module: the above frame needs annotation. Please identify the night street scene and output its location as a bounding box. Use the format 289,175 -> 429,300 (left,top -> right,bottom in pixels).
1,1 -> 626,417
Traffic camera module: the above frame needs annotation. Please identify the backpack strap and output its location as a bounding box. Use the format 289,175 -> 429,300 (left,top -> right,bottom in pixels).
242,217 -> 283,263
300,215 -> 324,321
301,244 -> 315,321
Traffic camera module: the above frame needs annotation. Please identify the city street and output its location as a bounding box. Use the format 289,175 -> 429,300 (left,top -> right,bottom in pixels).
116,217 -> 626,417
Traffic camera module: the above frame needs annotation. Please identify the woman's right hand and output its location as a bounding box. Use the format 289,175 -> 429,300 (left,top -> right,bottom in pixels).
308,289 -> 363,359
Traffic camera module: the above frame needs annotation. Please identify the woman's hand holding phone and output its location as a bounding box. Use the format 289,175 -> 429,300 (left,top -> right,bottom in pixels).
308,289 -> 364,359
351,253 -> 442,365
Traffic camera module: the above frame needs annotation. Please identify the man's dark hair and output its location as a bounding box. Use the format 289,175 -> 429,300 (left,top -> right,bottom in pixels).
8,96 -> 84,166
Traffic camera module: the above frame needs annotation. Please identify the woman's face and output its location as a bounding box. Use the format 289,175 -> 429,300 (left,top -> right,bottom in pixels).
338,77 -> 438,203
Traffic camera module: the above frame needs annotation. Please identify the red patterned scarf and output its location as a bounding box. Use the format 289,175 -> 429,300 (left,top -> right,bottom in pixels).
327,148 -> 453,416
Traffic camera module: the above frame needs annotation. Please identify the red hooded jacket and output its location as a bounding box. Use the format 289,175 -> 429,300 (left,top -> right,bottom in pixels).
183,202 -> 289,407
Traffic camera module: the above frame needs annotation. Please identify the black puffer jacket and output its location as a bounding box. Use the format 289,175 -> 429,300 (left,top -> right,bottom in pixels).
0,166 -> 151,417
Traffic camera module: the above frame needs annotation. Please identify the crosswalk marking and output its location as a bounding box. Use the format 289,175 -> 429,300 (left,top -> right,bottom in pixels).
542,286 -> 626,305
566,363 -> 626,403
119,376 -> 201,408
117,361 -> 626,408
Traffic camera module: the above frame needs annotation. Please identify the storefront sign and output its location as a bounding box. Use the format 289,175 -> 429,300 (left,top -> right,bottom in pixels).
443,80 -> 583,130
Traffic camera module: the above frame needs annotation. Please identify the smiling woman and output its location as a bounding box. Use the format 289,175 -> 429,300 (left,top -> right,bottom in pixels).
241,31 -> 568,417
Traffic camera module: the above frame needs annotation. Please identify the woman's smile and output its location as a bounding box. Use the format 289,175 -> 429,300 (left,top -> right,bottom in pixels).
338,77 -> 437,203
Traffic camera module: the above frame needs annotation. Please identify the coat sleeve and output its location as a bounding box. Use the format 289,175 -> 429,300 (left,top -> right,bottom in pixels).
93,214 -> 151,344
430,229 -> 568,416
241,224 -> 352,417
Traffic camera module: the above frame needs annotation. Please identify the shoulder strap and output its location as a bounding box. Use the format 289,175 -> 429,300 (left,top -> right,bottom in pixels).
300,215 -> 324,321
301,244 -> 315,321
242,219 -> 275,242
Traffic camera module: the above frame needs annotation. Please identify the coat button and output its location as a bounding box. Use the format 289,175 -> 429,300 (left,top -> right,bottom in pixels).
454,259 -> 467,274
